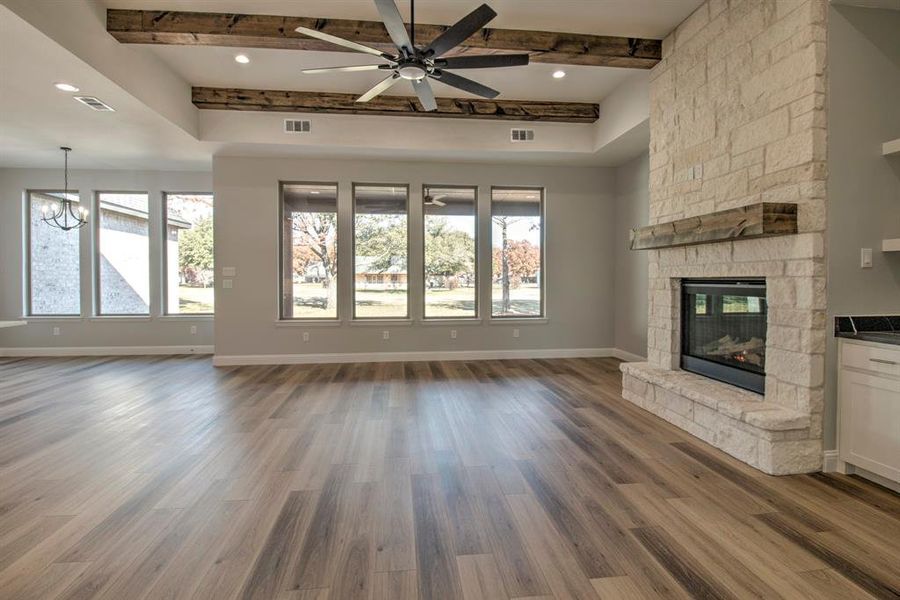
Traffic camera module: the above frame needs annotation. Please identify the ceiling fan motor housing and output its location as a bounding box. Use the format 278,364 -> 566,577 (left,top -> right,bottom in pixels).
397,60 -> 429,81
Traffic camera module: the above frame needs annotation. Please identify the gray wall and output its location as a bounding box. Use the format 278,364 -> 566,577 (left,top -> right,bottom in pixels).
825,5 -> 900,448
213,156 -> 617,358
613,152 -> 649,358
0,168 -> 215,349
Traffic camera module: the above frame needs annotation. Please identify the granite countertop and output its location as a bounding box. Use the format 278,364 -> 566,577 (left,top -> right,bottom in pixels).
834,315 -> 900,347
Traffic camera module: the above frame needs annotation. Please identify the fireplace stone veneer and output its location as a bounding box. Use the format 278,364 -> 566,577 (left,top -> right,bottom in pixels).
622,0 -> 828,475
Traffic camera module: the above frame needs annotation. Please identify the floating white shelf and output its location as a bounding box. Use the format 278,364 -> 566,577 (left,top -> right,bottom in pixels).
0,321 -> 27,329
883,239 -> 900,252
883,138 -> 900,156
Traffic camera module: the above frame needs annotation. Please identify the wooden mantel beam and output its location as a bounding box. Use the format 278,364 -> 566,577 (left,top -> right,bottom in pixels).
108,9 -> 661,69
191,87 -> 600,123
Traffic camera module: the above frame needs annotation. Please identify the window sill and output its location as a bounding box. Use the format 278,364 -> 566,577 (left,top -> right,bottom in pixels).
418,318 -> 483,326
21,315 -> 83,321
489,317 -> 549,325
89,316 -> 152,322
275,319 -> 342,328
349,318 -> 414,327
158,315 -> 215,321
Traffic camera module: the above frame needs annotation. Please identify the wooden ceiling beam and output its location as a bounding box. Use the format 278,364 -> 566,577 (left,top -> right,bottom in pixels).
192,87 -> 600,123
108,9 -> 661,69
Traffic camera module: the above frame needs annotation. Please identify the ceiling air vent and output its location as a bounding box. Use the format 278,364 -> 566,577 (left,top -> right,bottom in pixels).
73,96 -> 115,112
510,128 -> 535,143
284,119 -> 311,134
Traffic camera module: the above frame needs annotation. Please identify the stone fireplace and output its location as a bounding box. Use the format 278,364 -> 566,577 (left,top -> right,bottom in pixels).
620,0 -> 827,475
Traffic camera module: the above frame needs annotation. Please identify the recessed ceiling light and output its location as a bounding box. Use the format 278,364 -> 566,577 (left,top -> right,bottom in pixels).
552,70 -> 566,79
234,54 -> 250,64
54,82 -> 80,92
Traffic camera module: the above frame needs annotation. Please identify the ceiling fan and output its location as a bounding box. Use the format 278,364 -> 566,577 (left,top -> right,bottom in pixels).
295,0 -> 530,111
424,194 -> 447,207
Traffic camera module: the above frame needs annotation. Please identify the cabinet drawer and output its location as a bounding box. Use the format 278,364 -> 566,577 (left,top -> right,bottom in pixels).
841,341 -> 900,377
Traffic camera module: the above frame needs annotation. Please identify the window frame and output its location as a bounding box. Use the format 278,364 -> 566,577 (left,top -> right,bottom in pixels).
421,183 -> 479,321
489,185 -> 546,320
351,182 -> 411,321
93,190 -> 152,317
278,181 -> 341,322
162,191 -> 215,316
24,189 -> 84,318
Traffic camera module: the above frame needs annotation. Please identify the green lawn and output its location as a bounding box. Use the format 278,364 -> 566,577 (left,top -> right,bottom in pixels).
291,283 -> 540,318
178,286 -> 214,313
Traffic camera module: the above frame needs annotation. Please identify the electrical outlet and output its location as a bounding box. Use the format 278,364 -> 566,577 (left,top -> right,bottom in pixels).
382,330 -> 390,340
450,329 -> 457,339
190,325 -> 197,335
513,328 -> 520,338
52,326 -> 60,336
302,331 -> 310,342
861,248 -> 873,268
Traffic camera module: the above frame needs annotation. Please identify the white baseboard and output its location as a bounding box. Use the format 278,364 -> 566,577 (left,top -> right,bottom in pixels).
822,450 -> 839,473
212,347 -> 620,367
0,345 -> 214,357
610,348 -> 647,362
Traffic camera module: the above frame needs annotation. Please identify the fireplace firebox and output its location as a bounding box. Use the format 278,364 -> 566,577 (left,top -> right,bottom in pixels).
681,279 -> 767,394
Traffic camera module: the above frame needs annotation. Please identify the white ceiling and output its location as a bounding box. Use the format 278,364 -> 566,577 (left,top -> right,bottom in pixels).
0,5 -> 216,170
111,0 -> 705,103
102,0 -> 705,38
148,46 -> 636,103
1,0 -> 702,170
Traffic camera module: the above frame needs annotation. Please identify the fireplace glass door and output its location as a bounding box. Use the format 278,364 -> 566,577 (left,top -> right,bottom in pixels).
681,279 -> 767,394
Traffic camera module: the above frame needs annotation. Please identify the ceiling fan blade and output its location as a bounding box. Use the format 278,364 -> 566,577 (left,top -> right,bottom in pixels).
302,64 -> 388,74
374,0 -> 413,53
424,4 -> 497,58
432,70 -> 499,99
440,54 -> 529,69
295,26 -> 392,59
412,78 -> 438,111
356,74 -> 401,103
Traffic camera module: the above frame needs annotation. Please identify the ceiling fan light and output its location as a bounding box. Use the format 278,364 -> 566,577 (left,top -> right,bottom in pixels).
398,64 -> 427,80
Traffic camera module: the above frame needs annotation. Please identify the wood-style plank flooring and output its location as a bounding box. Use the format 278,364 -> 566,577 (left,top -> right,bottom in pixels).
1,356 -> 899,600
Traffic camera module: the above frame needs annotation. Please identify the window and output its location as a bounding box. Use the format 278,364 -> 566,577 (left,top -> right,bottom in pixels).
27,191 -> 81,315
353,184 -> 408,319
491,188 -> 544,318
280,183 -> 338,319
96,192 -> 151,315
164,193 -> 214,314
423,185 -> 477,318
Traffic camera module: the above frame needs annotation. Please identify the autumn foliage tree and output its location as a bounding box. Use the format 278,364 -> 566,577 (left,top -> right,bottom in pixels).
289,212 -> 337,310
492,216 -> 540,313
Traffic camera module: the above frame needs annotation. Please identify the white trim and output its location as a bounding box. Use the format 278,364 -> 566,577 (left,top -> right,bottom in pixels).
0,345 -> 214,357
213,347 -> 617,366
822,450 -> 839,473
611,348 -> 646,362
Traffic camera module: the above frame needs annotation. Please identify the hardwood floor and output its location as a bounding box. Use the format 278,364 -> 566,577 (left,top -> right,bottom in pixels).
1,355 -> 898,600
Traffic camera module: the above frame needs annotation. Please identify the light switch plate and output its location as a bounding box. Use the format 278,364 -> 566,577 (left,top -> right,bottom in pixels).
222,279 -> 233,289
222,267 -> 236,277
861,248 -> 873,268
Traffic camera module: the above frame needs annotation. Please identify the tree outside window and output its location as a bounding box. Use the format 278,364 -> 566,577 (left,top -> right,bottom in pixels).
491,188 -> 543,317
424,186 -> 477,318
281,183 -> 338,319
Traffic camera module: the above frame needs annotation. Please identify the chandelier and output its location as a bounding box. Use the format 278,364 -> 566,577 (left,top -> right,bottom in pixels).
42,146 -> 88,231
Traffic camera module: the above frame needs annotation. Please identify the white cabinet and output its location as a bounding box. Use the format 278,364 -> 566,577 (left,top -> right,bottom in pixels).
838,339 -> 900,484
